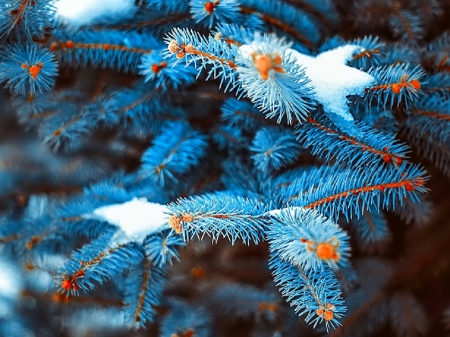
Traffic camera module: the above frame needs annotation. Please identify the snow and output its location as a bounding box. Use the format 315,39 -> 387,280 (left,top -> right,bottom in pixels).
265,206 -> 304,217
238,43 -> 376,125
91,198 -> 169,241
287,45 -> 376,122
55,0 -> 137,27
0,258 -> 21,300
66,307 -> 128,334
0,256 -> 22,318
25,255 -> 67,292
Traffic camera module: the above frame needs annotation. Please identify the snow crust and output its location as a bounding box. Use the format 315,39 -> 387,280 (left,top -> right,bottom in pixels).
55,0 -> 137,27
91,198 -> 169,241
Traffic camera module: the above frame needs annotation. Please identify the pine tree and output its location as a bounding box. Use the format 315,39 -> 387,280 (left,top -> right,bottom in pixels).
1,0 -> 450,336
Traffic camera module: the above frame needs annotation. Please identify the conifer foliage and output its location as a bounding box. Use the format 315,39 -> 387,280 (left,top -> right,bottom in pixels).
1,0 -> 450,336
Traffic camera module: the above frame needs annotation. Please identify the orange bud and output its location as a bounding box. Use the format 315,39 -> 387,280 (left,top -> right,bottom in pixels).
65,40 -> 75,48
273,53 -> 282,65
169,215 -> 182,234
182,213 -> 193,222
204,2 -> 215,14
391,84 -> 402,94
316,242 -> 338,261
254,54 -> 272,80
61,280 -> 72,290
410,79 -> 421,90
168,40 -> 179,54
152,64 -> 161,73
28,63 -> 43,80
184,44 -> 195,54
405,182 -> 414,191
323,310 -> 334,321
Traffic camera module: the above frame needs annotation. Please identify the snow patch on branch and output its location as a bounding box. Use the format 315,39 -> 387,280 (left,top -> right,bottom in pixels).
91,198 -> 169,241
238,43 -> 376,134
287,45 -> 376,123
0,256 -> 22,318
55,0 -> 137,27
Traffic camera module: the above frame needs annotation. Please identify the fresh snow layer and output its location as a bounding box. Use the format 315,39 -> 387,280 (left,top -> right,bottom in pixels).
92,198 -> 169,241
55,0 -> 137,27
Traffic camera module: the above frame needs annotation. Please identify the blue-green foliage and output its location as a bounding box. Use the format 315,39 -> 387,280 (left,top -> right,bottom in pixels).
296,111 -> 409,169
140,121 -> 208,185
267,208 -> 350,271
280,163 -> 428,221
365,63 -> 425,109
139,48 -> 197,89
0,43 -> 58,95
269,251 -> 346,332
189,0 -> 240,29
405,97 -> 450,145
347,209 -> 391,253
143,229 -> 185,267
166,194 -> 268,244
220,97 -> 272,132
235,33 -> 315,124
242,0 -> 324,49
0,0 -> 55,40
160,300 -> 211,337
402,92 -> 450,178
143,0 -> 189,13
164,27 -> 241,92
213,23 -> 258,46
165,28 -> 315,123
49,30 -> 160,73
347,36 -> 385,71
59,231 -> 145,293
250,127 -> 302,171
421,72 -> 450,97
124,257 -> 166,328
207,283 -> 281,322
1,0 -> 449,336
211,123 -> 247,151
